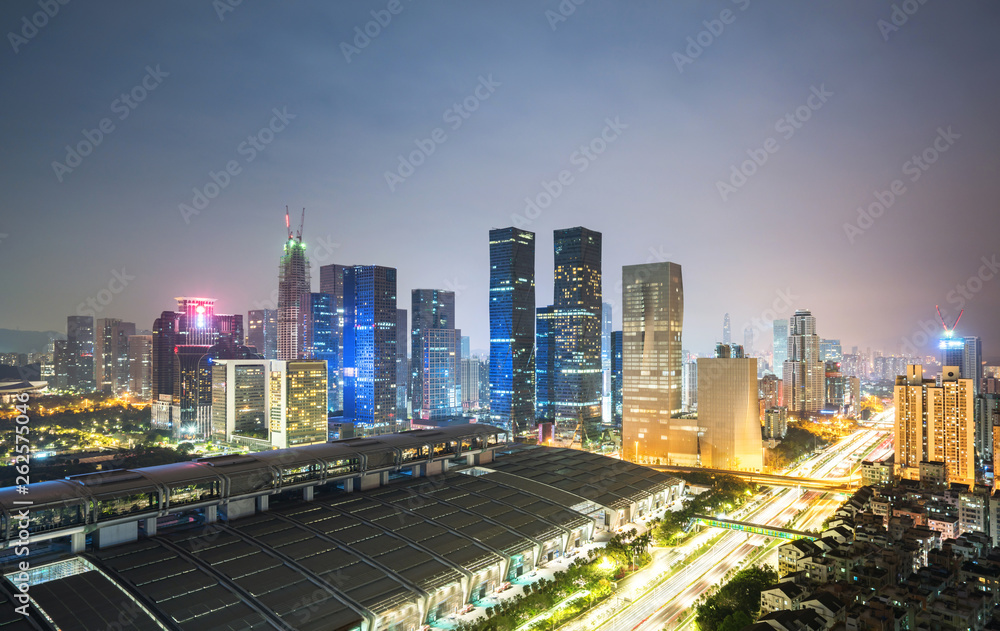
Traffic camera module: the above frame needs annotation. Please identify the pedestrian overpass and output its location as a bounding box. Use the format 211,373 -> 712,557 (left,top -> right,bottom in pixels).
648,465 -> 856,492
692,514 -> 817,540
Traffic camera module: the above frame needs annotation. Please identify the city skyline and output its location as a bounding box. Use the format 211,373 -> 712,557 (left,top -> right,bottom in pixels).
3,3 -> 1000,360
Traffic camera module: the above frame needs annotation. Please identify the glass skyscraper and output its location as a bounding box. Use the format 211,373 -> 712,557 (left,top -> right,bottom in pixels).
343,265 -> 398,435
489,227 -> 536,436
535,306 -> 557,421
772,318 -> 788,379
247,309 -> 277,359
300,292 -> 337,411
551,227 -> 602,441
611,330 -> 623,427
319,263 -> 350,411
411,289 -> 458,419
66,315 -> 94,391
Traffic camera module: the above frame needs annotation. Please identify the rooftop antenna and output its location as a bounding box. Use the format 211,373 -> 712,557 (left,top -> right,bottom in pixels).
935,305 -> 964,337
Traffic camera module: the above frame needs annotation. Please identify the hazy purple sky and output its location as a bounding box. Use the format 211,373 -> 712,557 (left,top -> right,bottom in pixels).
1,1 -> 998,360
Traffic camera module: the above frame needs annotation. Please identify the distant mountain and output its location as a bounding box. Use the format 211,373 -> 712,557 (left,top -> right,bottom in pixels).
0,329 -> 64,354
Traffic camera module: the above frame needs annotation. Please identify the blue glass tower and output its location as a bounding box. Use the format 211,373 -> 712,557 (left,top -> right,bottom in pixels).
535,306 -> 557,421
301,292 -> 337,411
343,265 -> 398,435
489,227 -> 535,435
611,330 -> 623,427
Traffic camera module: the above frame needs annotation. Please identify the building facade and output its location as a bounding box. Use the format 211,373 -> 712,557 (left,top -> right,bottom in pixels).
488,227 -> 536,436
127,334 -> 152,400
277,225 -> 311,361
782,309 -> 826,416
247,309 -> 277,359
772,318 -> 788,380
94,318 -> 135,395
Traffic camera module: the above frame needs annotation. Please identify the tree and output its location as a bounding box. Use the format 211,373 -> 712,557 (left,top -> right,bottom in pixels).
177,442 -> 195,455
718,610 -> 753,631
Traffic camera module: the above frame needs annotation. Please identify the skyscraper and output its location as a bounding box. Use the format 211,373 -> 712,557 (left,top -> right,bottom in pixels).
535,306 -> 557,421
300,292 -> 337,411
552,227 -> 603,441
396,308 -> 409,421
621,262 -> 684,457
460,335 -> 470,360
772,319 -> 788,380
611,330 -> 623,427
743,325 -> 754,357
66,315 -> 94,391
319,263 -> 350,411
820,338 -> 843,363
277,212 -> 311,361
461,356 -> 480,412
127,334 -> 152,400
94,318 -> 135,395
722,313 -> 731,345
963,336 -> 983,396
695,356 -> 763,471
895,364 -> 975,485
410,289 -> 457,417
782,309 -> 825,416
418,328 -> 462,420
602,302 -> 613,424
247,309 -> 277,359
682,360 -> 698,412
343,265 -> 398,435
489,227 -> 536,436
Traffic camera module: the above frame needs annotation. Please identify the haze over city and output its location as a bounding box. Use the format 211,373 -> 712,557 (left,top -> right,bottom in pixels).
2,2 -> 999,358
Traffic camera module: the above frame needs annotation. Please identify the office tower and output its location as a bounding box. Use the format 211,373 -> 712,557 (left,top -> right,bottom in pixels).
66,315 -> 94,391
697,356 -> 763,470
301,292 -> 337,411
461,336 -> 470,360
150,298 -> 245,434
52,340 -> 69,389
963,336 -> 983,396
743,325 -> 754,356
820,339 -> 843,363
759,373 -> 782,409
275,360 -> 329,448
825,360 -> 846,409
127,334 -> 152,400
277,215 -> 311,361
461,357 -> 480,412
621,262 -> 684,458
894,364 -> 975,485
552,227 -> 603,441
782,309 -> 825,416
722,313 -> 731,345
478,357 -> 490,413
211,359 -> 270,444
611,330 -> 623,426
602,302 -> 613,423
418,328 -> 462,420
319,263 -> 350,411
488,227 -> 536,435
247,309 -> 277,359
535,306 -> 557,421
772,319 -> 788,380
343,265 -> 398,435
682,359 -> 698,413
410,289 -> 457,418
764,407 -> 788,440
94,318 -> 135,395
396,309 -> 409,422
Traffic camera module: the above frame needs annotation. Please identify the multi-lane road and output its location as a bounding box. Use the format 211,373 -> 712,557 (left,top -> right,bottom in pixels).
588,423 -> 891,631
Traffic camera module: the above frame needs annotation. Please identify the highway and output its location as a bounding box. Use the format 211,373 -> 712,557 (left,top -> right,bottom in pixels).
585,423 -> 891,631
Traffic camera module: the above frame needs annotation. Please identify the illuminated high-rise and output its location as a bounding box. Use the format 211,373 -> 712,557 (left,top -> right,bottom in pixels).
552,227 -> 602,441
410,289 -> 457,418
343,265 -> 398,435
772,319 -> 788,379
722,313 -> 731,345
277,214 -> 311,361
489,227 -> 535,435
895,364 -> 975,485
535,306 -> 557,421
782,309 -> 825,416
621,262 -> 684,458
319,263 -> 351,410
963,336 -> 983,396
611,330 -> 623,426
95,318 -> 135,395
396,308 -> 408,421
602,302 -> 613,424
247,309 -> 277,359
300,292 -> 337,411
66,315 -> 94,391
127,334 -> 152,400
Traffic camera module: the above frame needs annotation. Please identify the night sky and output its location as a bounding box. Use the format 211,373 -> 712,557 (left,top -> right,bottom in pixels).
2,1 -> 998,360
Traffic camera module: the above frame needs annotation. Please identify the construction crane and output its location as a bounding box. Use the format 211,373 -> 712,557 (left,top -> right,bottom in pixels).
284,206 -> 305,242
935,305 -> 964,337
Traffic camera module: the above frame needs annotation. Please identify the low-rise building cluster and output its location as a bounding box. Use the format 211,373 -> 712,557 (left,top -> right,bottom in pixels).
747,477 -> 1000,631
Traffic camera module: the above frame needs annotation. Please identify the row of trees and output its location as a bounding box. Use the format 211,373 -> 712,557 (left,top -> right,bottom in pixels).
695,565 -> 779,631
653,475 -> 758,545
